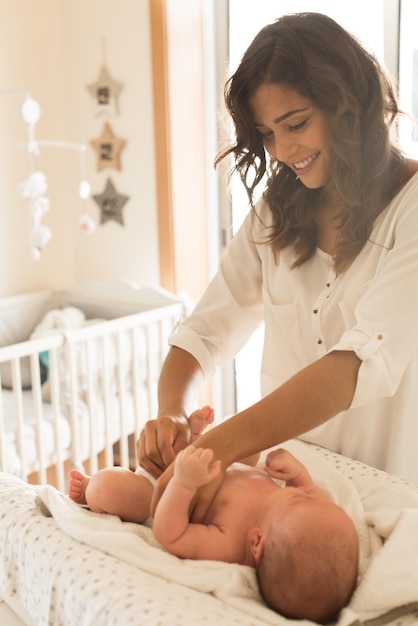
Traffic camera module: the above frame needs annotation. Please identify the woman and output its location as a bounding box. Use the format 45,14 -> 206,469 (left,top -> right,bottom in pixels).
137,13 -> 418,516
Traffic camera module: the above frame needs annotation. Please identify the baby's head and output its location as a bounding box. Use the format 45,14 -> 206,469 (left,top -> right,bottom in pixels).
257,492 -> 359,623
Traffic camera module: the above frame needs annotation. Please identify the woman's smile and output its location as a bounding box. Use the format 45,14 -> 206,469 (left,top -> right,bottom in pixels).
292,151 -> 320,174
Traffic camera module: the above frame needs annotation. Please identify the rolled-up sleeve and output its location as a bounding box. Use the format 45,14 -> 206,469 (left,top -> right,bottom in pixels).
329,183 -> 418,407
169,212 -> 265,378
330,328 -> 393,407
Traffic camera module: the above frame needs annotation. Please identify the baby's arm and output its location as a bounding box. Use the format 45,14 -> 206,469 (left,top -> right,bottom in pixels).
264,448 -> 315,487
153,446 -> 228,559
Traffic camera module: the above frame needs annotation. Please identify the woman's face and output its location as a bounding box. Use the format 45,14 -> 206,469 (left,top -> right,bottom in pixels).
248,82 -> 332,189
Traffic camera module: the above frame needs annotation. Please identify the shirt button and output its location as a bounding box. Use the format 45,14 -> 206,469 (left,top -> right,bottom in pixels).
317,339 -> 323,345
313,309 -> 318,314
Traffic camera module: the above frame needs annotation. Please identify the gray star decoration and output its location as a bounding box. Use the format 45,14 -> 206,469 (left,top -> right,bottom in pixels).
92,178 -> 129,226
86,65 -> 124,116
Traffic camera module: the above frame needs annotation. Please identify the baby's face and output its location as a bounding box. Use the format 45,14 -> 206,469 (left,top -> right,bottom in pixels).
268,485 -> 339,527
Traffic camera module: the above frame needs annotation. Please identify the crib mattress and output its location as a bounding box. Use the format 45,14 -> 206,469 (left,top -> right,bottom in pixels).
1,442 -> 418,626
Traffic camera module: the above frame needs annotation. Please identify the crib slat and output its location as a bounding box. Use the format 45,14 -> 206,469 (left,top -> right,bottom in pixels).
116,331 -> 129,468
101,334 -> 114,468
11,358 -> 26,480
0,381 -> 5,473
66,341 -> 82,470
85,338 -> 98,475
30,353 -> 46,484
145,325 -> 155,424
131,326 -> 142,441
49,346 -> 66,492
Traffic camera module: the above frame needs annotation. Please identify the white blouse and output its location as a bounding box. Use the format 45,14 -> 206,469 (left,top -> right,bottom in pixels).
170,173 -> 418,483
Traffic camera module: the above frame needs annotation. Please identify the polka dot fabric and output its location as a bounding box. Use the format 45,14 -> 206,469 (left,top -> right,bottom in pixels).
307,444 -> 418,491
1,440 -> 418,626
0,474 -> 274,626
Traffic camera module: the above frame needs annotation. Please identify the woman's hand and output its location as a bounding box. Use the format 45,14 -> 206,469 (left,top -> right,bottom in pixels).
136,415 -> 190,478
137,346 -> 206,477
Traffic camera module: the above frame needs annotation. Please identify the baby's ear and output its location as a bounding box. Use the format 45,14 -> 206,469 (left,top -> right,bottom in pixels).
248,528 -> 265,565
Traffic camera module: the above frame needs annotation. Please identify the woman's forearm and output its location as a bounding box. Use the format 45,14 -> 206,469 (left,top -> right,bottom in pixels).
194,350 -> 361,468
157,347 -> 205,420
137,347 -> 206,473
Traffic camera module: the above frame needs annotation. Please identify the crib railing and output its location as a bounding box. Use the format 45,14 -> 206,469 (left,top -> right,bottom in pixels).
0,302 -> 184,492
0,334 -> 66,486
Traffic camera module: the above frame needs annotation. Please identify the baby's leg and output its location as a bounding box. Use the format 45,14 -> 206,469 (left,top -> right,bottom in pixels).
69,467 -> 153,524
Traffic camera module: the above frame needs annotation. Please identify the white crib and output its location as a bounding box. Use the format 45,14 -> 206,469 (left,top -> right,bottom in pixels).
0,280 -> 187,491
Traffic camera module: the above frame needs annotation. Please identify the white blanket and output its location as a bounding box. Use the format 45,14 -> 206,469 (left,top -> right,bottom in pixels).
38,440 -> 418,626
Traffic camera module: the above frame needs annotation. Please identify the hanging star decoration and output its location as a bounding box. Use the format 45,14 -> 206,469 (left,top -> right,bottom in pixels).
92,178 -> 129,226
90,122 -> 126,171
86,65 -> 124,116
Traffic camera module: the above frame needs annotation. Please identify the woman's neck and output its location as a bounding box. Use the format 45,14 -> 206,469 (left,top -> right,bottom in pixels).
315,186 -> 344,254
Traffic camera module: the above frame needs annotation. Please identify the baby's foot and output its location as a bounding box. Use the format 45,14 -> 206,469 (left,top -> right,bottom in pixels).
189,405 -> 215,436
68,468 -> 90,505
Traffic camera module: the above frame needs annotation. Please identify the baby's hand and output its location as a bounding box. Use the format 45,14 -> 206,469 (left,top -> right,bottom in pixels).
264,448 -> 304,483
174,445 -> 221,490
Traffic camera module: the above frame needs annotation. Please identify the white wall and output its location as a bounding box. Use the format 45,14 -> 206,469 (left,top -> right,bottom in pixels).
0,0 -> 159,297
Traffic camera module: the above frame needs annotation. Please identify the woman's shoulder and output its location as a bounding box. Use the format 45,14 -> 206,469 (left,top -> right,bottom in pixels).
389,159 -> 418,206
398,159 -> 418,191
405,159 -> 418,177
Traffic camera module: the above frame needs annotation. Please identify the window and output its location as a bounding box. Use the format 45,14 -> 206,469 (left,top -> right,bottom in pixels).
399,0 -> 418,157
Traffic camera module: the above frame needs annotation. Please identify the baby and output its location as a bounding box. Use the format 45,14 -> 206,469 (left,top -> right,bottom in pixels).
152,445 -> 359,623
69,409 -> 359,622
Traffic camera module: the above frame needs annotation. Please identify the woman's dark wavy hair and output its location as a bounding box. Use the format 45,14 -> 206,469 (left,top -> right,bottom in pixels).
216,12 -> 405,273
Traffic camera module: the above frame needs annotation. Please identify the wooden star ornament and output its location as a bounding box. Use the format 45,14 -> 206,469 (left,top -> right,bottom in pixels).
86,65 -> 124,116
92,178 -> 129,226
90,122 -> 126,171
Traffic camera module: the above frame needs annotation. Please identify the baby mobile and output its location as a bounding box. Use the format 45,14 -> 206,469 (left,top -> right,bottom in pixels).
87,39 -> 129,226
1,89 -> 96,261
